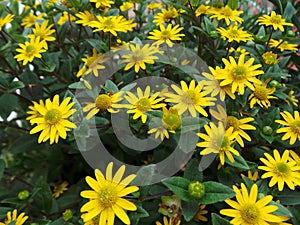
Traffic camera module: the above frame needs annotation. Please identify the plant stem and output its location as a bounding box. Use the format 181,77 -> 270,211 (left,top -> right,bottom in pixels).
264,27 -> 274,53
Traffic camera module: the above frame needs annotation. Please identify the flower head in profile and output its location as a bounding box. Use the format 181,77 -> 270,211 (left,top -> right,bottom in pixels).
148,126 -> 170,141
197,122 -> 239,165
120,2 -> 134,11
83,91 -> 124,120
249,79 -> 277,108
121,43 -> 160,73
147,2 -> 163,10
195,5 -> 210,17
0,14 -> 14,31
156,216 -> 181,225
285,90 -> 298,107
241,170 -> 259,181
275,110 -> 300,145
148,24 -> 185,47
258,149 -> 300,191
80,162 -> 139,225
262,51 -> 278,65
0,209 -> 28,225
269,39 -> 298,52
53,181 -> 69,198
75,10 -> 98,27
14,36 -> 47,65
210,5 -> 243,25
21,12 -> 44,28
193,204 -> 208,222
153,6 -> 180,25
220,183 -> 283,225
123,86 -> 166,123
89,0 -> 114,8
164,80 -> 216,117
58,12 -> 76,25
257,11 -> 293,31
217,22 -> 253,43
27,94 -> 77,144
216,55 -> 263,95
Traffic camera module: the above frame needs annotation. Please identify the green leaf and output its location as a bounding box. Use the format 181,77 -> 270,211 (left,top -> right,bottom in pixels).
33,179 -> 54,214
135,165 -> 155,186
227,0 -> 238,10
49,218 -> 64,225
200,182 -> 235,204
225,154 -> 249,170
177,131 -> 199,153
181,117 -> 208,133
183,158 -> 203,182
128,205 -> 149,219
105,80 -> 119,92
278,190 -> 300,206
182,199 -> 199,222
270,200 -> 293,217
211,213 -> 231,225
0,93 -> 18,120
7,81 -> 25,93
86,39 -> 108,52
0,159 -> 4,181
162,176 -> 191,201
283,2 -> 295,20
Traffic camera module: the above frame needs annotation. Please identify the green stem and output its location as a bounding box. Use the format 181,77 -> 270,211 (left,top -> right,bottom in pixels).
264,27 -> 274,53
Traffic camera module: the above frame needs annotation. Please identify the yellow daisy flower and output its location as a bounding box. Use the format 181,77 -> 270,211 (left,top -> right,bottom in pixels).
258,149 -> 300,191
202,66 -> 236,101
89,0 -> 114,8
121,43 -> 160,73
80,162 -> 139,225
57,11 -> 76,25
153,6 -> 180,25
0,14 -> 14,31
75,10 -> 98,27
21,12 -> 44,28
26,99 -> 45,122
147,2 -> 163,10
249,79 -> 277,108
241,170 -> 259,181
269,39 -> 298,52
195,5 -> 210,17
0,209 -> 28,225
14,36 -> 47,65
216,54 -> 263,95
229,47 -> 250,56
262,51 -> 278,65
217,22 -> 253,43
123,86 -> 166,123
289,150 -> 300,166
164,80 -> 216,117
83,91 -> 124,120
193,204 -> 208,222
276,110 -> 300,145
257,11 -> 293,32
197,122 -> 239,165
148,24 -> 185,47
285,90 -> 299,106
52,181 -> 69,198
27,94 -> 77,144
220,183 -> 283,225
120,2 -> 134,11
209,5 -> 243,25
156,216 -> 181,225
148,126 -> 170,141
210,105 -> 256,147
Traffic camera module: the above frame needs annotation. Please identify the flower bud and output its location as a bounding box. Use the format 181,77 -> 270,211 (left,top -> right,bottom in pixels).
262,126 -> 273,135
188,181 -> 205,199
18,190 -> 30,200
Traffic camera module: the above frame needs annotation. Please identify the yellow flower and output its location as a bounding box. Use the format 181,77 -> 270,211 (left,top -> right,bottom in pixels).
75,10 -> 98,27
121,43 -> 160,73
26,99 -> 45,122
217,22 -> 253,43
147,2 -> 163,10
193,204 -> 208,222
198,122 -> 239,165
269,39 -> 298,52
89,0 -> 114,8
148,24 -> 185,47
14,36 -> 47,65
289,150 -> 300,166
216,55 -> 263,95
0,14 -> 14,31
210,105 -> 256,147
120,2 -> 134,11
57,11 -> 76,25
53,181 -> 69,198
27,94 -> 77,144
258,149 -> 300,191
153,6 -> 180,25
241,170 -> 259,181
21,12 -> 44,28
164,80 -> 216,117
285,90 -> 298,106
83,91 -> 124,120
257,11 -> 293,32
276,110 -> 300,145
80,162 -> 139,225
262,51 -> 278,65
249,79 -> 277,108
0,209 -> 28,225
156,216 -> 181,225
77,48 -> 108,77
162,107 -> 181,132
229,47 -> 250,56
123,86 -> 166,123
148,126 -> 170,141
27,20 -> 56,49
195,5 -> 210,17
91,15 -> 136,36
202,66 -> 236,101
220,183 -> 283,225
209,5 -> 243,25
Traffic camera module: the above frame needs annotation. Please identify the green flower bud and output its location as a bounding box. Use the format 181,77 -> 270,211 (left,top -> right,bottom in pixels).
188,181 -> 205,199
209,31 -> 219,39
287,30 -> 296,37
262,126 -> 273,135
18,190 -> 30,200
62,209 -> 73,221
269,80 -> 280,88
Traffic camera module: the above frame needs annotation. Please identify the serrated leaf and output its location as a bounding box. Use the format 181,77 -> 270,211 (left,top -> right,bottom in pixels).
182,200 -> 199,221
183,158 -> 203,182
212,213 -> 231,225
200,182 -> 235,204
162,177 -> 191,201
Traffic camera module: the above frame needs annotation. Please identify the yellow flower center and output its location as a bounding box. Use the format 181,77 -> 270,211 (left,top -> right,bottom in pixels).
182,90 -> 197,105
95,94 -> 112,110
221,136 -> 229,148
45,109 -> 62,125
253,85 -> 268,100
161,30 -> 171,39
136,97 -> 151,112
222,7 -> 233,16
229,29 -> 239,38
232,66 -> 246,80
291,121 -> 300,134
25,44 -> 36,55
132,50 -> 144,62
98,186 -> 117,208
270,15 -> 282,24
240,204 -> 260,224
163,11 -> 175,21
103,18 -> 113,28
275,162 -> 290,175
226,116 -> 240,131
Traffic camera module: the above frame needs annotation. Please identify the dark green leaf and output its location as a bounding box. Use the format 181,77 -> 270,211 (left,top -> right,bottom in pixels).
278,190 -> 300,206
128,205 -> 149,219
182,199 -> 199,221
0,93 -> 18,120
0,159 -> 5,181
227,0 -> 238,10
162,176 -> 191,201
283,2 -> 296,20
211,213 -> 231,225
8,81 -> 25,93
183,158 -> 203,182
200,182 -> 235,204
270,200 -> 293,217
225,154 -> 249,170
